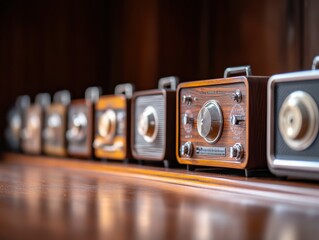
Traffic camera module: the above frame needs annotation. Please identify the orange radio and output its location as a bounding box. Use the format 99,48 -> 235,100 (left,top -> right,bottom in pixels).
43,90 -> 71,157
21,93 -> 50,154
93,84 -> 134,161
131,77 -> 178,168
176,66 -> 268,176
66,87 -> 101,158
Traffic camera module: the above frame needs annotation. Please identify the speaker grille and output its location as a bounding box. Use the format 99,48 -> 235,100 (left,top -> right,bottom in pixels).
134,94 -> 165,158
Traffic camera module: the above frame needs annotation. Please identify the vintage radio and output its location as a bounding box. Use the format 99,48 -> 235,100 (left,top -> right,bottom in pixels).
131,77 -> 179,167
267,56 -> 319,180
21,93 -> 50,154
93,84 -> 134,161
43,90 -> 71,157
66,87 -> 101,158
5,95 -> 30,151
176,66 -> 268,176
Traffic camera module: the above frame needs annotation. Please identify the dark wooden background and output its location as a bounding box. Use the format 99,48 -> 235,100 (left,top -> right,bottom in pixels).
0,0 -> 318,147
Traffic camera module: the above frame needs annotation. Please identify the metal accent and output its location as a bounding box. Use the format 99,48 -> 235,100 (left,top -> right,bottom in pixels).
182,95 -> 192,105
66,112 -> 88,142
85,87 -> 102,103
230,115 -> 246,125
196,146 -> 226,157
53,90 -> 71,105
278,91 -> 319,151
180,142 -> 193,157
224,65 -> 252,78
197,100 -> 223,144
93,139 -> 123,151
312,56 -> 319,70
229,143 -> 244,160
137,106 -> 159,143
158,76 -> 179,90
267,70 -> 319,175
232,89 -> 242,103
98,109 -> 117,142
114,83 -> 134,99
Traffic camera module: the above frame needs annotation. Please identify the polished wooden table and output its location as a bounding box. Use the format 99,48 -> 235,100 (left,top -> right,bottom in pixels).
1,153 -> 319,239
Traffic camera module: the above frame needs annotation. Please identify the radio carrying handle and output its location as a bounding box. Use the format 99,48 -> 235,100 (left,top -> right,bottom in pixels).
35,93 -> 50,107
224,65 -> 252,78
114,83 -> 135,99
85,86 -> 102,103
53,90 -> 71,105
312,56 -> 319,70
158,76 -> 179,90
15,95 -> 30,111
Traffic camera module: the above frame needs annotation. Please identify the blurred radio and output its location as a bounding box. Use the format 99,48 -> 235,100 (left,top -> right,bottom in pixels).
176,66 -> 268,176
131,77 -> 178,168
43,90 -> 71,157
267,56 -> 319,179
67,87 -> 101,158
5,95 -> 30,151
93,84 -> 134,161
21,93 -> 50,154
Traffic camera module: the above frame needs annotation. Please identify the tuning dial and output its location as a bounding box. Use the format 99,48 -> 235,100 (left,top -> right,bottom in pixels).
98,109 -> 116,142
279,91 -> 319,151
67,112 -> 88,142
232,89 -> 242,103
180,141 -> 193,157
138,106 -> 158,143
229,143 -> 244,160
197,100 -> 223,143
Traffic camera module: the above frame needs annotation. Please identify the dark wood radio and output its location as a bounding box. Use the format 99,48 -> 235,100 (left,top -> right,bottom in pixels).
21,93 -> 50,154
131,77 -> 178,168
176,66 -> 268,176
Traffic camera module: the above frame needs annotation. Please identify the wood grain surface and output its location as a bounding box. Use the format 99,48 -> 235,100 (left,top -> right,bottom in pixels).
0,153 -> 319,239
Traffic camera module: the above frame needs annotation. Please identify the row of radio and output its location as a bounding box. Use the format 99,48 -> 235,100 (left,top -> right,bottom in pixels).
5,56 -> 319,180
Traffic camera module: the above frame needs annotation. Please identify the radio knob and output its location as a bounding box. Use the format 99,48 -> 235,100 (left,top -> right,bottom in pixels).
230,115 -> 246,125
229,143 -> 244,160
182,114 -> 194,125
138,106 -> 158,143
232,89 -> 242,103
197,100 -> 223,143
279,91 -> 319,151
182,95 -> 192,105
180,141 -> 193,157
66,112 -> 88,142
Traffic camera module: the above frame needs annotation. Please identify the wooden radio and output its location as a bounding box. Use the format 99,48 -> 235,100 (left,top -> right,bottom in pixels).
21,93 -> 50,154
176,66 -> 268,176
131,77 -> 179,168
43,90 -> 71,157
5,95 -> 30,151
93,84 -> 134,161
267,56 -> 319,180
66,87 -> 101,158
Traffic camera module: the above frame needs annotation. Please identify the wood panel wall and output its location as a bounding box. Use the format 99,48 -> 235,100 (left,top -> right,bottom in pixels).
0,0 -> 318,147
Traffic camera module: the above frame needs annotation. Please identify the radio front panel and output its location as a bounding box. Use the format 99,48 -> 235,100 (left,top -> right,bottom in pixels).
177,78 -> 248,168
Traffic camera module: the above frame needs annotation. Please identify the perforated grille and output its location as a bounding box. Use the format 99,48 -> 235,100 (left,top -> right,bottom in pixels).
134,94 -> 165,158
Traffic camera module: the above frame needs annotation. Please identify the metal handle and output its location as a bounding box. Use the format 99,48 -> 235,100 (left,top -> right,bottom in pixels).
223,65 -> 252,78
53,90 -> 71,105
158,76 -> 179,90
35,93 -> 51,107
114,83 -> 135,99
312,56 -> 319,70
16,95 -> 30,110
85,86 -> 102,103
